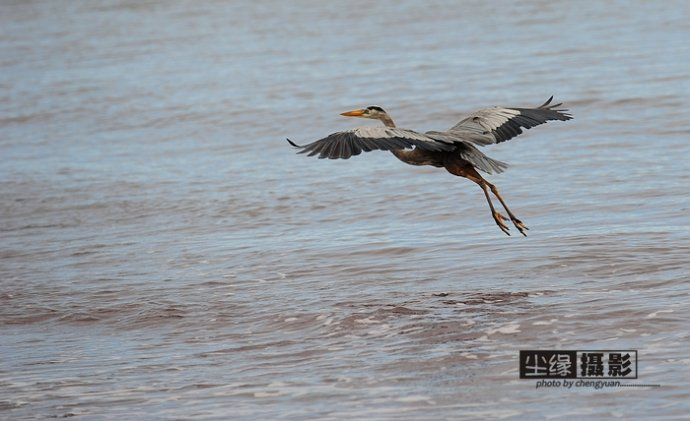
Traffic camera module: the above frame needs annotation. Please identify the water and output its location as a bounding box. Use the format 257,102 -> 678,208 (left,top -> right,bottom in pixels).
2,0 -> 689,419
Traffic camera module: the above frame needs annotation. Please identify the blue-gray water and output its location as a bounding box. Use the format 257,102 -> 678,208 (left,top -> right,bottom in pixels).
2,1 -> 689,419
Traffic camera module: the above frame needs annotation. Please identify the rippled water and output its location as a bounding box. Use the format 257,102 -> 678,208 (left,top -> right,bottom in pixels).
2,1 -> 690,419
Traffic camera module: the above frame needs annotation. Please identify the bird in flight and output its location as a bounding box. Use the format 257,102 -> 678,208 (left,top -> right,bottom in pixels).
287,97 -> 572,236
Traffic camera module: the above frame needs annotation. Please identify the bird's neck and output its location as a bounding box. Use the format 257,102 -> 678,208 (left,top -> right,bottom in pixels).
379,115 -> 396,128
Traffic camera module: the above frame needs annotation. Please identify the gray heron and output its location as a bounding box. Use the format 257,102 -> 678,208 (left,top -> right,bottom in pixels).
287,97 -> 572,236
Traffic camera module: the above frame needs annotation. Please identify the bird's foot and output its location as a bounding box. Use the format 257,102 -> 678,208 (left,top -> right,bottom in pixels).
511,218 -> 529,237
493,212 -> 511,236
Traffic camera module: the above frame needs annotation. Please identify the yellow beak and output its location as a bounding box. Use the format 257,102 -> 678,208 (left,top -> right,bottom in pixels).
340,109 -> 366,117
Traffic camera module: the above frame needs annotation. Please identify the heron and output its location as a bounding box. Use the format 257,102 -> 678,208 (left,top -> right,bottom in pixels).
287,97 -> 572,236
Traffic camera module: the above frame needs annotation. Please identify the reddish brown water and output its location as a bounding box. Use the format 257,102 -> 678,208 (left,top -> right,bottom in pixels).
2,1 -> 689,419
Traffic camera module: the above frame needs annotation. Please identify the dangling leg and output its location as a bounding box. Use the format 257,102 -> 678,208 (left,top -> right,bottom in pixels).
445,160 -> 527,236
477,177 -> 511,235
445,161 -> 511,235
486,182 -> 528,236
465,168 -> 528,236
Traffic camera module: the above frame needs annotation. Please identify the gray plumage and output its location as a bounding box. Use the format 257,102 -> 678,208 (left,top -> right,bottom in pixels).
287,127 -> 454,160
448,96 -> 572,145
286,97 -> 573,236
288,96 -> 572,174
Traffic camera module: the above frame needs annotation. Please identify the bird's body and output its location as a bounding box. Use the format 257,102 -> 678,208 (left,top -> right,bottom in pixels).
287,97 -> 572,236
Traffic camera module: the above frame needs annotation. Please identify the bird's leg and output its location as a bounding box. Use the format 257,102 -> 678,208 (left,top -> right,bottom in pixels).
486,182 -> 529,236
445,161 -> 511,236
463,167 -> 527,236
477,178 -> 511,236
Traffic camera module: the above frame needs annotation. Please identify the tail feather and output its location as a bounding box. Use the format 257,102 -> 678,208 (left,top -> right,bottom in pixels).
459,144 -> 509,174
485,156 -> 509,174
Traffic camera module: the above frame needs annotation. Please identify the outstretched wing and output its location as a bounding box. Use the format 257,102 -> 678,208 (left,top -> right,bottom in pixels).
287,127 -> 454,159
448,96 -> 572,146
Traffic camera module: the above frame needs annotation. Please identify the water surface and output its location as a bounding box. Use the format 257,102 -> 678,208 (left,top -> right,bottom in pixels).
1,1 -> 689,419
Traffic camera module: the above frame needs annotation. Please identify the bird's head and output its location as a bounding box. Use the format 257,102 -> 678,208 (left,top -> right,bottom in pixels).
340,106 -> 388,120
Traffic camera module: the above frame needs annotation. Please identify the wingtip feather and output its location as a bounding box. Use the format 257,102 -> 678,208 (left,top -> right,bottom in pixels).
541,96 -> 554,107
